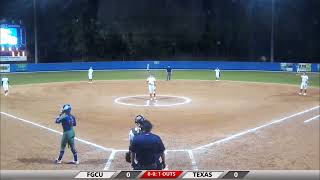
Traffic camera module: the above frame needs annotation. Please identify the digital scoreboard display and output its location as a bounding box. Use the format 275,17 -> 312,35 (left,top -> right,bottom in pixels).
0,27 -> 18,45
0,24 -> 25,46
0,24 -> 27,61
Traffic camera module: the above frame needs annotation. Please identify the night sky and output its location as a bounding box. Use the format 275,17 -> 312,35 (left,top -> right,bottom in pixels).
1,0 -> 319,63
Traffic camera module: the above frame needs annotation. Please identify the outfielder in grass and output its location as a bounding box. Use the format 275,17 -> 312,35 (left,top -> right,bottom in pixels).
1,76 -> 9,96
88,66 -> 93,83
214,67 -> 221,81
55,104 -> 79,165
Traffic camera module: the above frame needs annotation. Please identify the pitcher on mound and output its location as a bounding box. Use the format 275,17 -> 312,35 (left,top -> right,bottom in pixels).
147,74 -> 156,101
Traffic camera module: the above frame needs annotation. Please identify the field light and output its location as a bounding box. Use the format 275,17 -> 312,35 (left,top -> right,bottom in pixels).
22,51 -> 25,56
11,51 -> 15,57
1,46 -> 4,51
8,46 -> 12,51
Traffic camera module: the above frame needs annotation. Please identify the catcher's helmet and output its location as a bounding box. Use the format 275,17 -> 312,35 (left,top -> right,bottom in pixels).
62,104 -> 72,113
135,115 -> 144,124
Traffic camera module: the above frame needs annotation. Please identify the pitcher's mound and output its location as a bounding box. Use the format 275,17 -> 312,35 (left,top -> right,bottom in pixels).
114,95 -> 191,107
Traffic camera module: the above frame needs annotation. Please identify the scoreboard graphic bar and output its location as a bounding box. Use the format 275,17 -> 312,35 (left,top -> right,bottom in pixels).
0,170 -> 319,180
75,171 -> 116,178
182,171 -> 224,179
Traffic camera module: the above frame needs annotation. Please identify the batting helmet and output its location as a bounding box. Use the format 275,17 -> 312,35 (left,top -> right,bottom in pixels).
135,115 -> 145,124
62,104 -> 72,113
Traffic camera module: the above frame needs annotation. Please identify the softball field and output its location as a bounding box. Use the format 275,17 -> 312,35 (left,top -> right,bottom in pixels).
1,71 -> 319,170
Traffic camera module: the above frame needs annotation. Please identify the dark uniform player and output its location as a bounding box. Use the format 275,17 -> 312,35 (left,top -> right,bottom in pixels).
55,104 -> 79,165
166,66 -> 172,81
130,120 -> 166,170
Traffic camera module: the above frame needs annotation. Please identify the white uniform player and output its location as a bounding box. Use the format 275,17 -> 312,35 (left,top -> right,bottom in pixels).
147,75 -> 156,101
1,77 -> 9,96
215,68 -> 221,81
299,73 -> 309,96
88,67 -> 93,83
147,64 -> 150,72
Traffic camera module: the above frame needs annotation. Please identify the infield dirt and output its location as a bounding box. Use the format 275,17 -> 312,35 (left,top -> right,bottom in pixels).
1,80 -> 319,170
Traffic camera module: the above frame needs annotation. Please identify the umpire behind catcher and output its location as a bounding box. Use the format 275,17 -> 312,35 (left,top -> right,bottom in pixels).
166,66 -> 172,81
130,120 -> 166,170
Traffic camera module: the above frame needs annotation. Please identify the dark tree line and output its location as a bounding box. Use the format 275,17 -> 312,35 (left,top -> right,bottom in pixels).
1,0 -> 319,63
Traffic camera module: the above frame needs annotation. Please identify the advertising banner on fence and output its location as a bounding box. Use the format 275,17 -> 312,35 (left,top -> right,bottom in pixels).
5,61 -> 319,73
280,63 -> 294,72
0,64 -> 10,72
280,63 -> 312,72
14,64 -> 28,72
297,63 -> 311,72
0,56 -> 27,62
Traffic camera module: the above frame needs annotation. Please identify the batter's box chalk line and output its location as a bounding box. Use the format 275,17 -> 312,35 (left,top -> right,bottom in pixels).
304,115 -> 320,123
1,105 -> 318,170
114,95 -> 192,107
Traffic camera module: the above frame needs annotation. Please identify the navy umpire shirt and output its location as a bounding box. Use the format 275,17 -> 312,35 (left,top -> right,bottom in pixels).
166,67 -> 172,73
130,133 -> 165,165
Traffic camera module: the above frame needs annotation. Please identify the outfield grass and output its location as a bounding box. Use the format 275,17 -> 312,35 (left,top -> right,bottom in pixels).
1,70 -> 319,87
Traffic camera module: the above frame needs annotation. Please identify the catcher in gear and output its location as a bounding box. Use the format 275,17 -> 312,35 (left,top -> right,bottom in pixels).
126,115 -> 145,163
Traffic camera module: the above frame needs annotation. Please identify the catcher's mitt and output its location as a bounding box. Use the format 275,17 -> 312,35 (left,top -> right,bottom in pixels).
125,152 -> 131,163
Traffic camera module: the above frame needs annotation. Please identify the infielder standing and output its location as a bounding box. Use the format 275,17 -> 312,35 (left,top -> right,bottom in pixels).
55,104 -> 79,165
215,67 -> 221,81
147,74 -> 156,101
88,67 -> 93,83
299,72 -> 309,96
1,76 -> 9,96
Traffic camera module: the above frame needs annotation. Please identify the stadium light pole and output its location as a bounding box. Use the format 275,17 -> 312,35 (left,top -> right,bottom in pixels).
270,0 -> 275,62
33,0 -> 38,63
